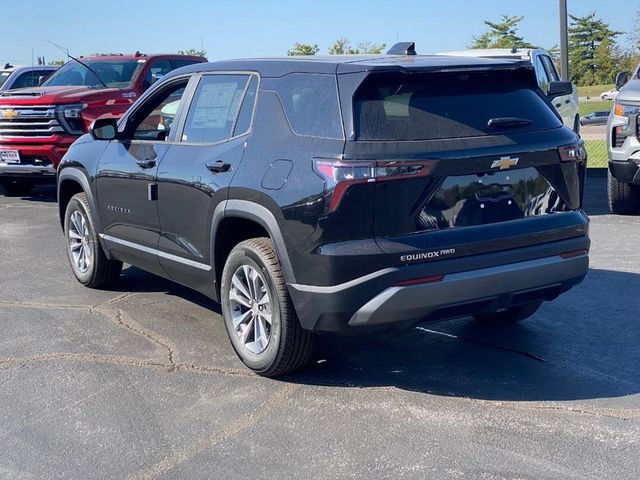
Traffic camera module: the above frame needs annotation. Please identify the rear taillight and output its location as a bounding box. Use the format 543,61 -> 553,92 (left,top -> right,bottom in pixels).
558,142 -> 587,162
313,159 -> 437,213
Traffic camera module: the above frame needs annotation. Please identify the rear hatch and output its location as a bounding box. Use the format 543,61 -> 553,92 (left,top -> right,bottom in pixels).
326,65 -> 587,266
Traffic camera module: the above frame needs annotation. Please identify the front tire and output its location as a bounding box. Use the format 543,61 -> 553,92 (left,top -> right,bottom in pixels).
473,301 -> 542,325
221,238 -> 314,377
0,178 -> 35,196
608,170 -> 640,215
64,192 -> 122,288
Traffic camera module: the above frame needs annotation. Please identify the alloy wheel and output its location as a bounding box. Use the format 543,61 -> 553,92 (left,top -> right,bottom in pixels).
68,210 -> 92,273
228,265 -> 272,355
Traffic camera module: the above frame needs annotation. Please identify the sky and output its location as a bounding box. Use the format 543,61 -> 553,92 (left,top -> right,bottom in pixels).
1,0 -> 637,65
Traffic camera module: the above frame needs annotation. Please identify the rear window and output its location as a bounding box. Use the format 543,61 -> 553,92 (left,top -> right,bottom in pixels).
354,70 -> 562,141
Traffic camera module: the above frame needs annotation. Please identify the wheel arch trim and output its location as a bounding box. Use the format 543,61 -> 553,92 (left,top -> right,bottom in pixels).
211,199 -> 296,285
57,168 -> 102,233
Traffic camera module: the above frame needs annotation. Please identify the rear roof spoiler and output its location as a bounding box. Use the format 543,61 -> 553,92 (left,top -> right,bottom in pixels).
386,42 -> 416,56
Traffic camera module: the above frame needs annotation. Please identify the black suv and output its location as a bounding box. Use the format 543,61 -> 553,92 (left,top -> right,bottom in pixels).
57,45 -> 590,376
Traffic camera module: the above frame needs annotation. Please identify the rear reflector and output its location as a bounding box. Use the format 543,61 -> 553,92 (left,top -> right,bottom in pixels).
395,274 -> 444,286
560,249 -> 588,259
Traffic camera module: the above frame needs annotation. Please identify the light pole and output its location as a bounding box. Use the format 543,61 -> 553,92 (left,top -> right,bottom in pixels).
559,0 -> 569,80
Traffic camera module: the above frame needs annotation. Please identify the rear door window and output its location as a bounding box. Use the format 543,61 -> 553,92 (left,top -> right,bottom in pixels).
534,57 -> 550,94
540,55 -> 560,82
354,69 -> 561,141
180,74 -> 250,144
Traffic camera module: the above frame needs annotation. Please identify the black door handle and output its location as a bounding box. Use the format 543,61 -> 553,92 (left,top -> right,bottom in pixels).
136,159 -> 156,169
206,160 -> 231,173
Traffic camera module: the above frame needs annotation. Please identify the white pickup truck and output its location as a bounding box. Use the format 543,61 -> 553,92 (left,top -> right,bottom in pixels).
607,67 -> 640,214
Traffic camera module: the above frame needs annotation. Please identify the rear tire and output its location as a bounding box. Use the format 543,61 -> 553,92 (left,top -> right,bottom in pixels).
64,192 -> 122,288
473,301 -> 542,325
0,178 -> 35,196
221,237 -> 314,377
608,170 -> 640,215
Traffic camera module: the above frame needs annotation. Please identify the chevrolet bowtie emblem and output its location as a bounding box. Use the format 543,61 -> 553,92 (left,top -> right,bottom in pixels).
491,156 -> 519,170
1,109 -> 19,119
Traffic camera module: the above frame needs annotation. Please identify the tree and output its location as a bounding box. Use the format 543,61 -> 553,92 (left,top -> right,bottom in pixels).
568,12 -> 622,85
328,38 -> 386,55
354,41 -> 386,54
178,48 -> 207,58
287,42 -> 319,56
48,60 -> 65,66
630,7 -> 640,55
470,15 -> 535,49
328,38 -> 350,55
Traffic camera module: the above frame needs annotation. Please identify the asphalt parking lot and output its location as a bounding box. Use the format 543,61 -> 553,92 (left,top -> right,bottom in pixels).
0,173 -> 639,480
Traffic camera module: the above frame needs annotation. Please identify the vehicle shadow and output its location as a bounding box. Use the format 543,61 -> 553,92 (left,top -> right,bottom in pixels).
110,264 -> 640,403
287,267 -> 640,402
0,184 -> 58,203
584,170 -> 609,216
107,265 -> 222,314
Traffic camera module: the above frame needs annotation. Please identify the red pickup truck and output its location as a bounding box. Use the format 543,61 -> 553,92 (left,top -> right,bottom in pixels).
0,52 -> 206,195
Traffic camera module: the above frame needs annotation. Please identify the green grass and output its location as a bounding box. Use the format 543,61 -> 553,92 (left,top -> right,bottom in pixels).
579,100 -> 612,116
577,84 -> 614,98
584,139 -> 608,168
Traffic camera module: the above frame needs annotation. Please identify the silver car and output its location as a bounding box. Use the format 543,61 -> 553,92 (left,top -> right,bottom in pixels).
0,64 -> 58,92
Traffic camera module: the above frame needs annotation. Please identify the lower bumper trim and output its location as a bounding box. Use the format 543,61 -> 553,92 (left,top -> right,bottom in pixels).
0,163 -> 56,176
348,254 -> 588,327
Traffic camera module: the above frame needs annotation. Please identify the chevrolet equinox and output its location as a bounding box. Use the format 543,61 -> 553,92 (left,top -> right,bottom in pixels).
57,43 -> 590,376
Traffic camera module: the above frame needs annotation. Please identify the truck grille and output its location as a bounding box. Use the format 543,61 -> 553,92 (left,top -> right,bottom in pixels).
0,105 -> 64,138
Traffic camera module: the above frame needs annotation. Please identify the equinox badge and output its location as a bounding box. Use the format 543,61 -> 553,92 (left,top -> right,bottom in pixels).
491,156 -> 519,170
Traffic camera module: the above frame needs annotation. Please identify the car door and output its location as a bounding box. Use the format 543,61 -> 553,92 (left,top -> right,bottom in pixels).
538,54 -> 575,129
155,73 -> 258,293
95,75 -> 194,274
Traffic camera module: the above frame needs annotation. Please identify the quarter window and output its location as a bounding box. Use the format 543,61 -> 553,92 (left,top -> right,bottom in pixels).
270,73 -> 343,139
180,74 -> 250,144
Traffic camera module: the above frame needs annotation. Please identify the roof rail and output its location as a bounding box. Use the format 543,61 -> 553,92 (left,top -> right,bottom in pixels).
386,42 -> 416,56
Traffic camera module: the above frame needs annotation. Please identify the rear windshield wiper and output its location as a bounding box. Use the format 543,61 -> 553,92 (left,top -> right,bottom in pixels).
486,117 -> 532,130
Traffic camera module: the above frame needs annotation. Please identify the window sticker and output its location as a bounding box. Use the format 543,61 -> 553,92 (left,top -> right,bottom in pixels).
190,82 -> 241,129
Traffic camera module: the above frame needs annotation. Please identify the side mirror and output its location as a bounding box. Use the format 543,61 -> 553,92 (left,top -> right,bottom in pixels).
615,72 -> 630,90
90,117 -> 118,141
38,74 -> 51,86
547,81 -> 573,99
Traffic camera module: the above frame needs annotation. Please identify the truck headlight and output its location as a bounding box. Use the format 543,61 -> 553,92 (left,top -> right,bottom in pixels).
612,101 -> 639,147
614,102 -> 640,118
56,103 -> 87,134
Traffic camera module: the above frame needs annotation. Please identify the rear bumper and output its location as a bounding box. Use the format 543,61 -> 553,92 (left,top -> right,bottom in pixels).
289,235 -> 589,333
